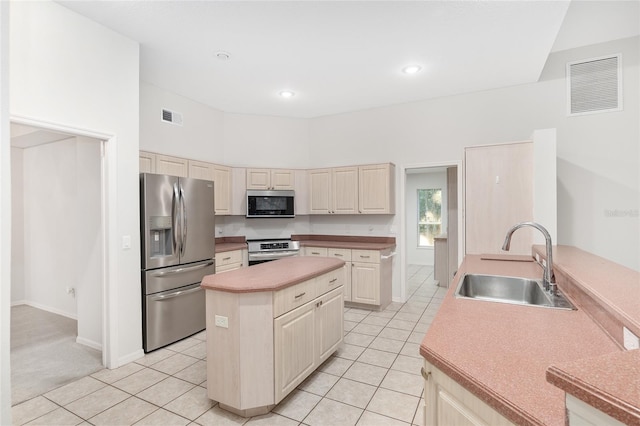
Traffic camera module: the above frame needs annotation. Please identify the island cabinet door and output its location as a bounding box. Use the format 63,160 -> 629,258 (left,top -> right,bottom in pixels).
315,287 -> 344,364
274,302 -> 316,404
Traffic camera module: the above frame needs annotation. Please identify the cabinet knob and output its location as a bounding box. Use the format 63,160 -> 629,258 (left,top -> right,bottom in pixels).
421,367 -> 431,380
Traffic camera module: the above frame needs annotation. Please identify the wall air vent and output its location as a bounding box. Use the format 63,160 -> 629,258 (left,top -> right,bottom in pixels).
567,54 -> 622,116
161,108 -> 183,126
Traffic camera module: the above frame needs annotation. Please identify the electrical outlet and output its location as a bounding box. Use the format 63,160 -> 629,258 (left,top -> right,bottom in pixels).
215,315 -> 229,328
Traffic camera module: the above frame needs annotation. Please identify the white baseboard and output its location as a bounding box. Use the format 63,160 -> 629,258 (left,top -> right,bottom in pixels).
117,349 -> 145,368
20,301 -> 78,320
10,300 -> 27,307
76,336 -> 102,351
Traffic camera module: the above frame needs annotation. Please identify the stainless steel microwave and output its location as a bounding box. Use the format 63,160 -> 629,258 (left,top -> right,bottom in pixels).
246,190 -> 295,218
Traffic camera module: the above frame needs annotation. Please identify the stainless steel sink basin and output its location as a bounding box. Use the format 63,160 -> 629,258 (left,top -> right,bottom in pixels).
455,274 -> 575,310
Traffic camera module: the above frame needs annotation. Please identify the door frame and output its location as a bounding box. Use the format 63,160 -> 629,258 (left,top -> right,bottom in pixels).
399,160 -> 463,302
11,114 -> 117,368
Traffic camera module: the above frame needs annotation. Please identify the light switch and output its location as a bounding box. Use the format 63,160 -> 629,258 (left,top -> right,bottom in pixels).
215,315 -> 229,328
122,235 -> 131,250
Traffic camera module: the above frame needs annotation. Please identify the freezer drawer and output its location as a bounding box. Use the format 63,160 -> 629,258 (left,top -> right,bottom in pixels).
143,259 -> 216,295
143,282 -> 206,352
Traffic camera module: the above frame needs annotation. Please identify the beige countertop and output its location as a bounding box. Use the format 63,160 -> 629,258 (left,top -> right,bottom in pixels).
201,256 -> 344,293
292,234 -> 396,250
420,251 -> 626,426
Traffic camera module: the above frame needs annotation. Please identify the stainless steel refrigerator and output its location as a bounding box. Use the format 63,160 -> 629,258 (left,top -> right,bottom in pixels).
140,173 -> 216,352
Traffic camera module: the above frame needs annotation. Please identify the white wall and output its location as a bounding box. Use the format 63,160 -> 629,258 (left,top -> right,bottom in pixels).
22,138 -> 79,317
140,81 -> 225,162
309,36 -> 639,272
10,147 -> 24,303
222,112 -> 310,168
405,171 -> 448,266
10,1 -> 141,368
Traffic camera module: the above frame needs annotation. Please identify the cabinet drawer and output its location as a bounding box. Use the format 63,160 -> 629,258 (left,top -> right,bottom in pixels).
327,248 -> 351,261
216,262 -> 242,274
215,250 -> 243,267
351,249 -> 380,263
316,268 -> 344,296
274,279 -> 317,318
305,247 -> 328,257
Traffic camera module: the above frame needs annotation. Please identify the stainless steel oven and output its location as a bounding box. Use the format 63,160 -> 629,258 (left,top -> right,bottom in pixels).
247,239 -> 300,265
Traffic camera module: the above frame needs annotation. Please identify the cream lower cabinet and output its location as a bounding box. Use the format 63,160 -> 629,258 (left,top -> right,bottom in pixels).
215,249 -> 246,273
304,246 -> 391,309
423,360 -> 514,426
274,286 -> 343,403
351,249 -> 392,309
206,268 -> 344,417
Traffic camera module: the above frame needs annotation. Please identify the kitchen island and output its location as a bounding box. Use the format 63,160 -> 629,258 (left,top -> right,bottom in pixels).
201,256 -> 346,417
420,246 -> 640,426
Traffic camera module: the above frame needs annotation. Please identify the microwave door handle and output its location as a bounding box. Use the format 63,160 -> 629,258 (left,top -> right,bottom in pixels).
179,183 -> 187,257
172,182 -> 180,256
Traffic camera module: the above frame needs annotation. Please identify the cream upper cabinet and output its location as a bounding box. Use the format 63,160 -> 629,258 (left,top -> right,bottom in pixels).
309,168 -> 332,214
230,167 -> 247,216
139,151 -> 156,174
464,142 -> 533,255
213,165 -> 232,215
246,168 -> 295,190
187,160 -> 232,216
308,166 -> 359,215
423,360 -> 515,426
333,167 -> 359,214
358,163 -> 395,214
156,154 -> 188,177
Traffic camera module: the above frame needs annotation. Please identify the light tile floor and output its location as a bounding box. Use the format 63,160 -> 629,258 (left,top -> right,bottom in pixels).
12,265 -> 445,426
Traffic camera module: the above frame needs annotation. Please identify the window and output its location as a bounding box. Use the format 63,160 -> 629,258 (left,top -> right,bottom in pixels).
418,188 -> 442,247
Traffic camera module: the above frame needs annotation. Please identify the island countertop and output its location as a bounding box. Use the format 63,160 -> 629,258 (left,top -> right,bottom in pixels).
201,256 -> 344,293
420,252 -> 624,426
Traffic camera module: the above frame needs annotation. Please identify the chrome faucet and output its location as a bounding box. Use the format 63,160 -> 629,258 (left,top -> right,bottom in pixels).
502,222 -> 557,295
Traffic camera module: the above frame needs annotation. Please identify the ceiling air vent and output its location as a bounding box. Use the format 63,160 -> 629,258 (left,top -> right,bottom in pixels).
567,54 -> 622,116
161,108 -> 183,126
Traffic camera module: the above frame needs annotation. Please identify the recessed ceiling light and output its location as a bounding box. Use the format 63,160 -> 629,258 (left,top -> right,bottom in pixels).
215,51 -> 231,60
279,90 -> 295,99
402,65 -> 422,74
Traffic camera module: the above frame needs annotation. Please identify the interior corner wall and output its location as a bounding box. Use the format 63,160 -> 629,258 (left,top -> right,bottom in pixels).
309,36 -> 639,271
10,0 -> 141,365
10,146 -> 24,304
405,172 -> 448,266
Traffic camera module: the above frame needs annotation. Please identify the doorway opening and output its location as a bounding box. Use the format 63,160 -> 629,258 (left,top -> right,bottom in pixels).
400,162 -> 463,302
10,121 -> 107,404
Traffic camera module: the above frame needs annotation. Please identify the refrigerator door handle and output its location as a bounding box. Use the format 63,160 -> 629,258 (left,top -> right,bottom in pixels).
172,182 -> 181,255
149,260 -> 215,277
149,285 -> 202,301
180,183 -> 187,258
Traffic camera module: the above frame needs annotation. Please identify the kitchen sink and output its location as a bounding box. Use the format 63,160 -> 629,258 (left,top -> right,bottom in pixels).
455,274 -> 575,310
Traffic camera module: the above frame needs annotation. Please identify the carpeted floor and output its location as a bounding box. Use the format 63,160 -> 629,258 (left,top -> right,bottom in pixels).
10,305 -> 103,406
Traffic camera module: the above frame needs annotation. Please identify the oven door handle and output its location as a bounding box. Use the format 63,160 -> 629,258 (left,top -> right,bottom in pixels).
248,251 -> 299,259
